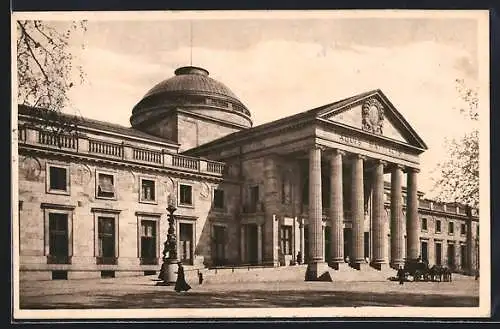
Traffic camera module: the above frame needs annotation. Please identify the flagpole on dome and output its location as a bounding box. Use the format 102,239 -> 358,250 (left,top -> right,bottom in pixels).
190,20 -> 193,67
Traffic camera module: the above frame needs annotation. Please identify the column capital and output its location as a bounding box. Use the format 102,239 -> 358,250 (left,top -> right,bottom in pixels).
389,163 -> 405,171
373,159 -> 388,167
348,153 -> 367,161
311,144 -> 326,151
329,148 -> 346,157
406,167 -> 420,174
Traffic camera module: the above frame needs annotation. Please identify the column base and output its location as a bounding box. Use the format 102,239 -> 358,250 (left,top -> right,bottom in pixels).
305,262 -> 332,281
329,261 -> 348,271
350,262 -> 369,271
390,261 -> 405,270
370,262 -> 390,271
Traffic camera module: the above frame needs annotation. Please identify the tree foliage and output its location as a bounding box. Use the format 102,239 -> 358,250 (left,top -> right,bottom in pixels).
16,20 -> 87,143
432,79 -> 479,208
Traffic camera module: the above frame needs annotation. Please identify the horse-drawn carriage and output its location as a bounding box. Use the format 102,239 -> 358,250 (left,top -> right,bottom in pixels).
400,258 -> 452,282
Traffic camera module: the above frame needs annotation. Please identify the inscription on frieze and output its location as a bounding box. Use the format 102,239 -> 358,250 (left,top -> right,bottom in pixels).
338,134 -> 403,157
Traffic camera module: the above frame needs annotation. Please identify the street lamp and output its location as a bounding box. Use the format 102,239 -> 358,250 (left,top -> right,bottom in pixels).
157,194 -> 179,286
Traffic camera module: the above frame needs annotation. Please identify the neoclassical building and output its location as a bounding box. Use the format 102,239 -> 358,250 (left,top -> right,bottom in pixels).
16,66 -> 479,281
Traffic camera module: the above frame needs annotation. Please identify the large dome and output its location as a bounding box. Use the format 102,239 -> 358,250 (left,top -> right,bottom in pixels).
144,66 -> 240,100
130,66 -> 252,129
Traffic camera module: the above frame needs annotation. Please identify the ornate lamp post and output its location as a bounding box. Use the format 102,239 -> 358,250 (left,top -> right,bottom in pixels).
157,194 -> 179,286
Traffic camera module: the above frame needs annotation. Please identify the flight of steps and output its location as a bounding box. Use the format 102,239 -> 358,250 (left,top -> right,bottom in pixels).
190,264 -> 398,284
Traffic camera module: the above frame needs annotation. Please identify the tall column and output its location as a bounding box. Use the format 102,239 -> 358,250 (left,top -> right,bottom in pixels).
390,164 -> 405,268
240,225 -> 245,263
371,159 -> 386,269
329,149 -> 345,269
308,146 -> 323,263
406,168 -> 420,261
305,145 -> 328,280
351,154 -> 365,269
257,224 -> 263,264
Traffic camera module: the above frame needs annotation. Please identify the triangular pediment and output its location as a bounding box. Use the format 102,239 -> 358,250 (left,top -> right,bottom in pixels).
317,90 -> 427,150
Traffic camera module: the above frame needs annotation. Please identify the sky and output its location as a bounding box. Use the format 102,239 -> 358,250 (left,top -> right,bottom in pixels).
23,11 -> 486,198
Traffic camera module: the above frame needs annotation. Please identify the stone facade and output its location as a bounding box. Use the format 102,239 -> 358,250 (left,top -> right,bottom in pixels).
16,67 -> 480,281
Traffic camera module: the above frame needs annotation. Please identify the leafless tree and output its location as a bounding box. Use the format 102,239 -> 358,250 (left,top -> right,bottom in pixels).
16,20 -> 87,147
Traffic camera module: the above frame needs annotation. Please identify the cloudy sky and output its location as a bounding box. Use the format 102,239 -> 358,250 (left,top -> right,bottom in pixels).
21,11 -> 487,197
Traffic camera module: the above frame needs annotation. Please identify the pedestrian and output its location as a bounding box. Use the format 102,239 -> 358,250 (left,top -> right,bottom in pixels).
296,251 -> 302,265
397,265 -> 405,285
174,262 -> 192,293
198,271 -> 204,285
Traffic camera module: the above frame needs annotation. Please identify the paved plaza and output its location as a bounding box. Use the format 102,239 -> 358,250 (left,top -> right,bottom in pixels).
18,274 -> 479,309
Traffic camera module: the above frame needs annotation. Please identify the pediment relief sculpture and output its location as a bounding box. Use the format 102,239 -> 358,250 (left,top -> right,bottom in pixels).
361,98 -> 384,134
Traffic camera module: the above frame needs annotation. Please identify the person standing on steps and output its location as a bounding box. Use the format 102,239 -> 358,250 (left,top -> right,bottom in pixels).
174,262 -> 192,293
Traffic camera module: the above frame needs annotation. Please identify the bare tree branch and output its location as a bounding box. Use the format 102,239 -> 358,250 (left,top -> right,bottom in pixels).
16,19 -> 87,147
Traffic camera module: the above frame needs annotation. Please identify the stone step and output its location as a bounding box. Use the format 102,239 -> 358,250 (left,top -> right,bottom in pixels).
196,264 -> 398,284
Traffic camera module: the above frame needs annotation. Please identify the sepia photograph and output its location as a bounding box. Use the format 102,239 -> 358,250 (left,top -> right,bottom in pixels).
11,10 -> 491,319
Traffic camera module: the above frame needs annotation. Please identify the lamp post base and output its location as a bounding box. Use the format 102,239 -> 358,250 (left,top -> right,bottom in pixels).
157,259 -> 179,286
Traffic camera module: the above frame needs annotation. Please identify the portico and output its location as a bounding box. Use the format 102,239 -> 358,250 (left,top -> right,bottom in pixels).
301,144 -> 421,278
184,89 -> 428,279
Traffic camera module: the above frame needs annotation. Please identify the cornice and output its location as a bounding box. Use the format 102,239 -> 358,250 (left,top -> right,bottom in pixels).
40,203 -> 76,210
135,211 -> 163,217
91,208 -> 122,214
176,108 -> 251,129
383,203 -> 479,221
18,144 -> 225,183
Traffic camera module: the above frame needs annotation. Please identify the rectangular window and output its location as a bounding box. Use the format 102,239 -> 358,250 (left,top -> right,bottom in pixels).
447,243 -> 455,267
140,179 -> 156,202
48,213 -> 69,263
97,173 -> 115,199
250,185 -> 259,210
460,244 -> 467,268
460,223 -> 466,235
435,220 -> 442,233
179,184 -> 193,206
49,166 -> 68,191
97,216 -> 116,264
421,218 -> 428,231
213,189 -> 224,209
364,232 -> 369,259
179,223 -> 194,265
281,179 -> 286,204
213,225 -> 226,265
280,225 -> 292,255
421,241 -> 428,262
435,242 -> 442,265
324,226 -> 331,261
140,220 -> 157,264
448,222 -> 454,234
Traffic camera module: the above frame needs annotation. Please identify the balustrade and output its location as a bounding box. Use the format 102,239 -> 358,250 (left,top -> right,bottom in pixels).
24,128 -> 224,176
88,139 -> 123,157
38,130 -> 77,149
172,154 -> 199,171
133,148 -> 162,164
207,161 -> 224,174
